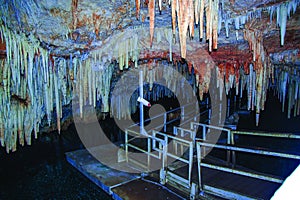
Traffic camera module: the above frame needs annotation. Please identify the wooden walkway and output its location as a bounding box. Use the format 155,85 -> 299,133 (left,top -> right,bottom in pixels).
201,167 -> 280,199
65,145 -> 185,200
170,156 -> 281,200
66,145 -> 282,200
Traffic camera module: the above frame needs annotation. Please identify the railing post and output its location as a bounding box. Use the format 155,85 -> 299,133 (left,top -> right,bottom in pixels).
125,129 -> 128,162
147,137 -> 151,171
202,125 -> 206,156
227,93 -> 230,117
227,130 -> 231,166
163,112 -> 167,132
197,142 -> 203,191
163,136 -> 168,169
219,102 -> 222,125
139,70 -> 144,135
231,131 -> 236,167
181,106 -> 185,120
188,142 -> 193,187
195,101 -> 199,122
206,97 -> 209,109
208,108 -> 212,124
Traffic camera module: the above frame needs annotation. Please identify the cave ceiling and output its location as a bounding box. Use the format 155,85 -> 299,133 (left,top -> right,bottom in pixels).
0,0 -> 299,63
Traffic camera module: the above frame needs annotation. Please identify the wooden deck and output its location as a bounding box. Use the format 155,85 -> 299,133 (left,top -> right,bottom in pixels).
170,156 -> 281,200
65,145 -> 185,200
201,167 -> 280,199
66,143 -> 283,200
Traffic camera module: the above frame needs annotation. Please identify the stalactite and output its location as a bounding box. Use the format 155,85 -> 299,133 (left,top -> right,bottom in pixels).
159,0 -> 162,11
279,4 -> 288,46
212,0 -> 219,49
199,0 -> 205,39
171,0 -> 177,36
206,0 -> 212,51
177,0 -> 190,59
54,70 -> 61,133
135,0 -> 140,19
188,0 -> 195,38
149,0 -> 155,48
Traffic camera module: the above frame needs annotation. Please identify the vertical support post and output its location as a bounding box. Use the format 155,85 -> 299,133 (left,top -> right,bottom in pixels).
202,125 -> 206,141
181,106 -> 185,120
227,130 -> 231,166
234,95 -> 237,112
208,108 -> 212,124
231,131 -> 236,167
227,96 -> 230,117
202,125 -> 206,156
194,101 -> 199,122
125,130 -> 128,162
139,70 -> 144,135
147,137 -> 151,170
206,97 -> 209,109
197,142 -> 203,191
163,112 -> 167,132
188,142 -> 193,187
219,102 -> 222,124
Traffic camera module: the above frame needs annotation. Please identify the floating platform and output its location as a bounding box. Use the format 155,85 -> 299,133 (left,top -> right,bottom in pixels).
65,144 -> 185,200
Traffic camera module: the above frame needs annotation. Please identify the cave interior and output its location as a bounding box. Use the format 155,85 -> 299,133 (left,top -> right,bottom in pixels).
0,0 -> 300,199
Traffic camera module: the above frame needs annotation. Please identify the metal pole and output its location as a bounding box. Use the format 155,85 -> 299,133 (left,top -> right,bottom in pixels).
139,69 -> 144,135
197,143 -> 203,191
163,113 -> 167,132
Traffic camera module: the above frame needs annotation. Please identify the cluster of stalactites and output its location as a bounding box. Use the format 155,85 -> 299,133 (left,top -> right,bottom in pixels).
274,65 -> 300,119
97,26 -> 173,70
0,25 -> 115,153
74,55 -> 114,118
0,24 -> 51,152
215,59 -> 300,126
267,0 -> 300,46
243,28 -> 272,125
175,0 -> 219,57
219,0 -> 300,42
139,0 -> 300,58
226,24 -> 300,125
135,0 -> 219,58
